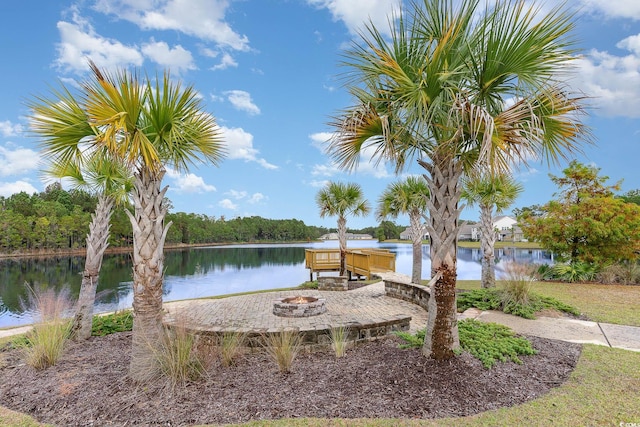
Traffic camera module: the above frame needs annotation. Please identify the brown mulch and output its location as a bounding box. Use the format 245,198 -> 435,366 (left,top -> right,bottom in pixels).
0,332 -> 581,427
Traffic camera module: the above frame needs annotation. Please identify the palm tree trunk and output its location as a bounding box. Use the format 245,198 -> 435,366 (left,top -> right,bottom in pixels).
419,157 -> 463,360
70,195 -> 114,341
337,216 -> 347,276
409,211 -> 423,284
479,203 -> 496,288
127,168 -> 172,381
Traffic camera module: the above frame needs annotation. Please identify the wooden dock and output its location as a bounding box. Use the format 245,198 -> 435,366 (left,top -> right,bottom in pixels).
304,248 -> 396,281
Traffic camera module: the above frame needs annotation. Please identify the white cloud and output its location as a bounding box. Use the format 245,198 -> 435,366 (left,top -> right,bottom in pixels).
248,193 -> 265,204
311,163 -> 341,177
218,198 -> 238,210
309,132 -> 333,151
165,168 -> 216,193
211,52 -> 238,71
0,180 -> 39,197
577,0 -> 640,20
93,0 -> 250,51
55,8 -> 143,73
225,90 -> 260,115
307,0 -> 401,36
0,145 -> 40,176
573,46 -> 640,118
220,126 -> 278,169
141,39 -> 196,73
0,121 -> 23,138
226,189 -> 247,200
308,179 -> 330,188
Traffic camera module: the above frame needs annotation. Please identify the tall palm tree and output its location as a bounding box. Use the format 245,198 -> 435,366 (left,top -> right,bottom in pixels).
316,181 -> 370,276
377,176 -> 429,284
28,62 -> 225,380
326,0 -> 589,359
461,172 -> 523,288
42,155 -> 133,341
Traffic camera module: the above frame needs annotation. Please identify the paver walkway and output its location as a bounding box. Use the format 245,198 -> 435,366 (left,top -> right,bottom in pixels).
2,272 -> 639,353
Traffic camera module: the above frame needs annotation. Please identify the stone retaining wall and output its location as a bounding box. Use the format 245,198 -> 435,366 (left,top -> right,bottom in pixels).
383,279 -> 430,311
317,276 -> 348,291
191,314 -> 411,353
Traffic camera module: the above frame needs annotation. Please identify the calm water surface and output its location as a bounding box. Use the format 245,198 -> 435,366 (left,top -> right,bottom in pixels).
0,241 -> 552,328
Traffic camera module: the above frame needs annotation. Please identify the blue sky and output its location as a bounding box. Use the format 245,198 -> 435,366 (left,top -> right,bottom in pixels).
0,0 -> 639,230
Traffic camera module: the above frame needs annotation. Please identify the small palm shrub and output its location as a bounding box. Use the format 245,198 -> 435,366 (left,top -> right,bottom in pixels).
218,330 -> 247,367
20,285 -> 73,370
395,320 -> 537,369
263,329 -> 302,373
329,326 -> 350,358
538,262 -> 600,283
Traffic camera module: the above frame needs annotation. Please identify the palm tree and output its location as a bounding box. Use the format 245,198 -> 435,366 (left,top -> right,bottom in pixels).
28,62 -> 225,380
377,176 -> 429,284
316,181 -> 370,276
326,0 -> 589,359
42,155 -> 133,341
461,172 -> 523,288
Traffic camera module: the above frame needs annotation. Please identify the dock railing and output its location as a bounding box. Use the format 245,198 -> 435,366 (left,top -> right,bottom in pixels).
305,248 -> 395,281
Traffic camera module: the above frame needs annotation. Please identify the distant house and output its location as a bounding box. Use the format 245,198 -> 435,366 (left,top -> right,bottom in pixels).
399,225 -> 429,241
457,215 -> 525,242
457,223 -> 480,241
319,233 -> 373,240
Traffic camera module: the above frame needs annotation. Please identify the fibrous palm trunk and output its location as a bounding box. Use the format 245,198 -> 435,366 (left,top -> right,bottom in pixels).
479,203 -> 496,288
409,210 -> 423,284
126,168 -> 172,381
337,216 -> 347,277
419,157 -> 463,359
70,195 -> 114,340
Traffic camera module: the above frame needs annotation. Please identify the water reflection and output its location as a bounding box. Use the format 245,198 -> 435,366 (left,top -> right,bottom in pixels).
0,241 -> 552,328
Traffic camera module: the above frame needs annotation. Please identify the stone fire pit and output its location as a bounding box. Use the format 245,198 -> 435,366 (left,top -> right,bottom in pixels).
273,296 -> 327,317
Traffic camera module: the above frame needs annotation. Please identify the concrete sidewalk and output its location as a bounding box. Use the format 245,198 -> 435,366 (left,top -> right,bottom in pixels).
460,308 -> 640,352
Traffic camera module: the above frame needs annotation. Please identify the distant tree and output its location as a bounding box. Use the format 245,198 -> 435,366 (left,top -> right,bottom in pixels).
316,181 -> 370,276
377,220 -> 402,241
619,189 -> 640,205
377,176 -> 430,283
519,161 -> 640,264
462,172 -> 523,288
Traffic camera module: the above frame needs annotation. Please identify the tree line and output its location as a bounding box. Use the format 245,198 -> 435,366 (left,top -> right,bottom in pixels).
0,183 -> 407,254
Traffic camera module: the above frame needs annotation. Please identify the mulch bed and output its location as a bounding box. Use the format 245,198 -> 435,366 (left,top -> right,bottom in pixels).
0,332 -> 581,426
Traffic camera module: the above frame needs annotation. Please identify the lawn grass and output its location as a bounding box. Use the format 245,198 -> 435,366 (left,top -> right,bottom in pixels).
455,279 -> 640,326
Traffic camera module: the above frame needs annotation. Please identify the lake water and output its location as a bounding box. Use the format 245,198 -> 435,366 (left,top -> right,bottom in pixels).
0,241 -> 553,328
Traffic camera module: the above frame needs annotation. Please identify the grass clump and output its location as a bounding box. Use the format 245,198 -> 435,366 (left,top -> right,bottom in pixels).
263,329 -> 302,373
329,325 -> 350,358
395,320 -> 537,369
218,330 -> 247,367
20,285 -> 73,370
150,314 -> 207,388
91,310 -> 133,336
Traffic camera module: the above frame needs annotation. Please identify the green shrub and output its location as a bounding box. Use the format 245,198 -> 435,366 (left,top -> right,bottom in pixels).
263,329 -> 302,373
457,288 -> 502,312
91,311 -> 133,336
457,288 -> 579,320
298,281 -> 319,290
458,319 -> 538,368
395,320 -> 538,369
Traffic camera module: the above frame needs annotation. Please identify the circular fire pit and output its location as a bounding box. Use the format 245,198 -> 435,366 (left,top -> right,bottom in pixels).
273,296 -> 327,317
